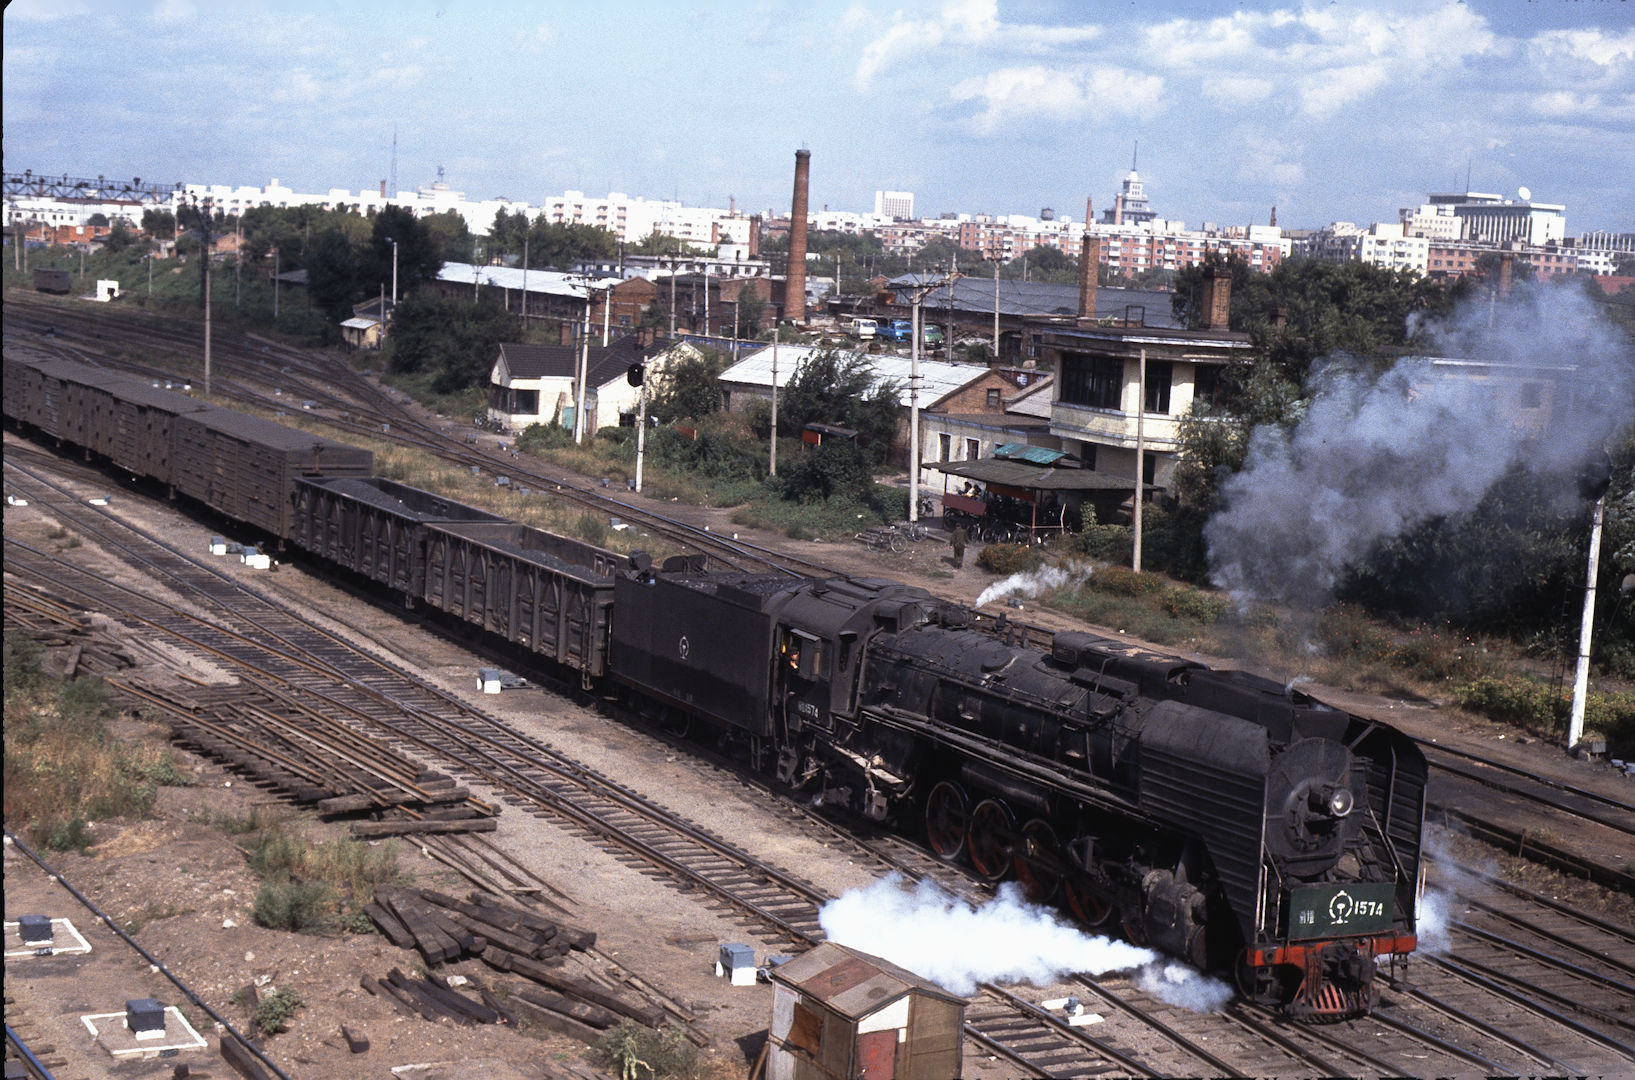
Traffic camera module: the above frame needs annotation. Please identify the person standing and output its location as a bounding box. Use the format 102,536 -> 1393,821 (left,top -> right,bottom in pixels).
951,525 -> 968,568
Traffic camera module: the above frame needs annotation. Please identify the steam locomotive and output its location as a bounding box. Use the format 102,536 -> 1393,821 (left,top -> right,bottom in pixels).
4,353 -> 1426,1018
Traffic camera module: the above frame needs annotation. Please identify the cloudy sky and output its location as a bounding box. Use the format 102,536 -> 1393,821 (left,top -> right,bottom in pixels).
5,0 -> 1632,234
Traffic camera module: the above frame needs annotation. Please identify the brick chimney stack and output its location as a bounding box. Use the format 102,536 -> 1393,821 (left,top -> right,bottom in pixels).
1499,253 -> 1514,295
1078,197 -> 1100,322
1200,268 -> 1233,330
1113,193 -> 1124,226
785,150 -> 811,324
749,215 -> 761,258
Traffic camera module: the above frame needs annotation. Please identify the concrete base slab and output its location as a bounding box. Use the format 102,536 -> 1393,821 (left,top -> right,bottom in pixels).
80,1006 -> 207,1059
4,918 -> 93,958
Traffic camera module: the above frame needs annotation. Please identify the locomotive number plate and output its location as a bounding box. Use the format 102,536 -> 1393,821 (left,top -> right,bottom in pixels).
1287,883 -> 1395,939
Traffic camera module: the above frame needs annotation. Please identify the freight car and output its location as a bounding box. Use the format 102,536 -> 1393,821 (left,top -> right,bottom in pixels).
2,355 -> 1427,1018
33,267 -> 71,295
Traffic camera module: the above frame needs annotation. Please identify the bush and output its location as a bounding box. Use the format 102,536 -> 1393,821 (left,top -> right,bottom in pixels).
574,511 -> 609,545
1089,565 -> 1166,597
592,1020 -> 699,1080
516,420 -> 572,454
1161,587 -> 1228,623
253,987 -> 304,1036
975,543 -> 1044,575
1454,675 -> 1635,754
253,879 -> 334,932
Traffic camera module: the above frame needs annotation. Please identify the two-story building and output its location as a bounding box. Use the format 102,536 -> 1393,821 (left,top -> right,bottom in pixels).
1040,268 -> 1253,492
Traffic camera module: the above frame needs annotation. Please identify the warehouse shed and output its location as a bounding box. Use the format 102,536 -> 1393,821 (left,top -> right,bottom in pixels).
766,942 -> 964,1080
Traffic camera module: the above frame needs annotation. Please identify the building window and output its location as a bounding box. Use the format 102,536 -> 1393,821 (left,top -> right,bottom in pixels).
1144,361 -> 1173,414
1193,364 -> 1221,411
965,438 -> 981,460
510,388 -> 539,415
1060,352 -> 1123,410
938,433 -> 951,460
986,388 -> 1002,408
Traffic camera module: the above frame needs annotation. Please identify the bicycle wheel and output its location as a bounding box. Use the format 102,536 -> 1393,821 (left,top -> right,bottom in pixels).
908,522 -> 928,542
888,530 -> 907,553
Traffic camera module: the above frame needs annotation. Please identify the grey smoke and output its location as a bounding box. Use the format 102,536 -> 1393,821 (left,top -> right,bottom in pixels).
1207,282 -> 1634,606
975,560 -> 1094,608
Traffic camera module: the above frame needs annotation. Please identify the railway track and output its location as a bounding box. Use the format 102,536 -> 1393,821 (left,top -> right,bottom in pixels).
0,430 -> 1322,1076
7,299 -> 1633,1075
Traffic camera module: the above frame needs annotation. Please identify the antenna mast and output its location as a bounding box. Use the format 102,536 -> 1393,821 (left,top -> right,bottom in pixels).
390,125 -> 398,197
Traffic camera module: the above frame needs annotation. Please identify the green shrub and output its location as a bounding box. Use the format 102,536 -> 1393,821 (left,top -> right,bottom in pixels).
43,816 -> 94,852
516,420 -> 572,454
975,543 -> 1043,575
1090,565 -> 1166,597
574,511 -> 610,545
252,879 -> 334,932
1161,587 -> 1228,624
592,1020 -> 698,1080
253,987 -> 304,1036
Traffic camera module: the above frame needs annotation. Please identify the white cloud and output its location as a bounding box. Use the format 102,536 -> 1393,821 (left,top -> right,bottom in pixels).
1531,28 -> 1635,68
952,65 -> 1162,133
852,0 -> 1102,89
151,0 -> 196,24
1297,62 -> 1389,119
1202,75 -> 1275,108
5,0 -> 95,20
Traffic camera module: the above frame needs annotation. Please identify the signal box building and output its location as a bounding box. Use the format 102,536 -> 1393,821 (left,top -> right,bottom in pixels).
765,942 -> 964,1080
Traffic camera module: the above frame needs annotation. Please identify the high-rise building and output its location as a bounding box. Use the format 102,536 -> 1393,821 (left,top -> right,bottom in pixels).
874,190 -> 914,221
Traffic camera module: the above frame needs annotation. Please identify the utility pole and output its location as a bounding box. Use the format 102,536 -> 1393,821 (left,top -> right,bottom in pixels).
1569,490 -> 1608,751
769,328 -> 779,477
992,264 -> 1000,361
575,288 -> 591,443
521,235 -> 529,326
634,365 -> 648,493
601,282 -> 611,346
1133,348 -> 1146,573
668,256 -> 677,338
272,247 -> 279,317
898,271 -> 958,523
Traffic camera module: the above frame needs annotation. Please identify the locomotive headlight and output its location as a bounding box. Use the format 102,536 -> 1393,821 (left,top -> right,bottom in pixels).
1307,784 -> 1354,818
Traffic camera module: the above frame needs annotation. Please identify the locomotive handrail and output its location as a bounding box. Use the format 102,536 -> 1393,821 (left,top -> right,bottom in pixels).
861,704 -> 1150,821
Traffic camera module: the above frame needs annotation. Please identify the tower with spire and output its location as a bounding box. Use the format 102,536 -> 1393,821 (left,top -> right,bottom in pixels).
1102,142 -> 1157,226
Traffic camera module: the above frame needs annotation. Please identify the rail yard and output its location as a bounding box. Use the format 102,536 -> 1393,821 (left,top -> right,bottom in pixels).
4,292 -> 1633,1079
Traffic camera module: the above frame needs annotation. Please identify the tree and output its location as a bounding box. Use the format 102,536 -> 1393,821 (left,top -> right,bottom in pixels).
362,204 -> 442,297
386,291 -> 518,393
304,227 -> 362,328
422,210 -> 475,264
103,221 -> 136,254
776,350 -> 899,463
647,347 -> 728,422
630,232 -> 710,257
1001,245 -> 1078,283
141,208 -> 176,240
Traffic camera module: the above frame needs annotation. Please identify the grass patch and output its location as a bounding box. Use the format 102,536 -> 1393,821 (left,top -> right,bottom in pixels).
3,641 -> 188,850
125,901 -> 190,934
243,816 -> 402,933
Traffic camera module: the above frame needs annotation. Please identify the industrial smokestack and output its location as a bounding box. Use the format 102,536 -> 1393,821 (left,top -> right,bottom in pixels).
1078,197 -> 1099,321
1113,194 -> 1124,226
786,149 -> 811,324
1499,253 -> 1514,296
749,215 -> 761,259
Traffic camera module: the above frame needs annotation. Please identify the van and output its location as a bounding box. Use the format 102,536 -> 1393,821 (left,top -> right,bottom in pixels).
922,323 -> 944,346
848,317 -> 878,340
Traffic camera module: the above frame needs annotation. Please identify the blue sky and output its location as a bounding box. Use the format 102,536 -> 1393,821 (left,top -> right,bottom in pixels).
5,0 -> 1632,233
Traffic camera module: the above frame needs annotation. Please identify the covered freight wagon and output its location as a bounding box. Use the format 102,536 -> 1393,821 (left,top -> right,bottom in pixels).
172,410 -> 373,538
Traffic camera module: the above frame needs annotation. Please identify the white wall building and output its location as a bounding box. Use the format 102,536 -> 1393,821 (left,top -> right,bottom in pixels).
874,190 -> 914,220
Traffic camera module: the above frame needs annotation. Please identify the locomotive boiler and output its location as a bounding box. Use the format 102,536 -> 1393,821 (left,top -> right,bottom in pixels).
611,563 -> 1426,1018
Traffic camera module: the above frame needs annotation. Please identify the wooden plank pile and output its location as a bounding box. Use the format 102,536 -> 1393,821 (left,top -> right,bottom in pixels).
368,886 -> 669,1039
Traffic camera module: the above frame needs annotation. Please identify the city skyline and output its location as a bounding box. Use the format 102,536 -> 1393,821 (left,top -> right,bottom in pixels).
4,0 -> 1631,235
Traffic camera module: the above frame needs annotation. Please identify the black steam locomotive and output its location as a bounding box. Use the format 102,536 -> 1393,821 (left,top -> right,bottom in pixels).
5,355 -> 1426,1018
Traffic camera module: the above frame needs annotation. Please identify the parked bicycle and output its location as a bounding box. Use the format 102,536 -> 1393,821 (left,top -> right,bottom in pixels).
854,525 -> 909,553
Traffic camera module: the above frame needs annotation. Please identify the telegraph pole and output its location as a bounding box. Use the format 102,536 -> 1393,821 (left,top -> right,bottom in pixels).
898,271 -> 958,523
769,328 -> 779,478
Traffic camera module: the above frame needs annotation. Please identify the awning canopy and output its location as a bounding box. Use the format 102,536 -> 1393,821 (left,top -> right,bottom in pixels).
924,457 -> 1154,494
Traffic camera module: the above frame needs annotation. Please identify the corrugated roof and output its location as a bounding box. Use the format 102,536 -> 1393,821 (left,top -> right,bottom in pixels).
719,345 -> 984,407
769,942 -> 965,1016
438,261 -> 621,298
498,336 -> 678,387
994,443 -> 1073,465
886,275 -> 1184,328
927,457 -> 1151,492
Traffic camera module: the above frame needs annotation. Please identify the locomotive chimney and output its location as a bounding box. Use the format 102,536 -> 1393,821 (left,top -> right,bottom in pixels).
1077,197 -> 1099,322
785,149 -> 811,324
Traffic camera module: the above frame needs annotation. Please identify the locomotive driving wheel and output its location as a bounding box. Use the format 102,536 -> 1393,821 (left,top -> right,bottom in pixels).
1064,877 -> 1115,927
966,798 -> 1015,881
924,780 -> 969,860
1012,819 -> 1062,902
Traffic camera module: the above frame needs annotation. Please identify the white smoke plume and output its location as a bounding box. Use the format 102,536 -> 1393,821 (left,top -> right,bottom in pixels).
976,560 -> 1094,608
1135,960 -> 1236,1012
818,874 -> 1155,996
1206,282 -> 1634,607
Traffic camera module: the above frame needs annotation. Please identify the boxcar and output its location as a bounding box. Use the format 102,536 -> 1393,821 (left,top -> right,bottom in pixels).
172,410 -> 374,539
2,355 -> 48,429
292,476 -> 507,598
421,521 -> 619,678
29,358 -> 103,445
33,268 -> 71,295
103,380 -> 213,487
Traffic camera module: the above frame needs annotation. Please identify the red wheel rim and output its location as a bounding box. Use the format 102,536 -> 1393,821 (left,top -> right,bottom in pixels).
1065,877 -> 1115,927
1013,819 -> 1061,902
924,781 -> 968,860
967,799 -> 1014,881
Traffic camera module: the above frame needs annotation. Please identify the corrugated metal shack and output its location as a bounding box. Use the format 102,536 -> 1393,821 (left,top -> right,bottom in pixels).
766,942 -> 964,1080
